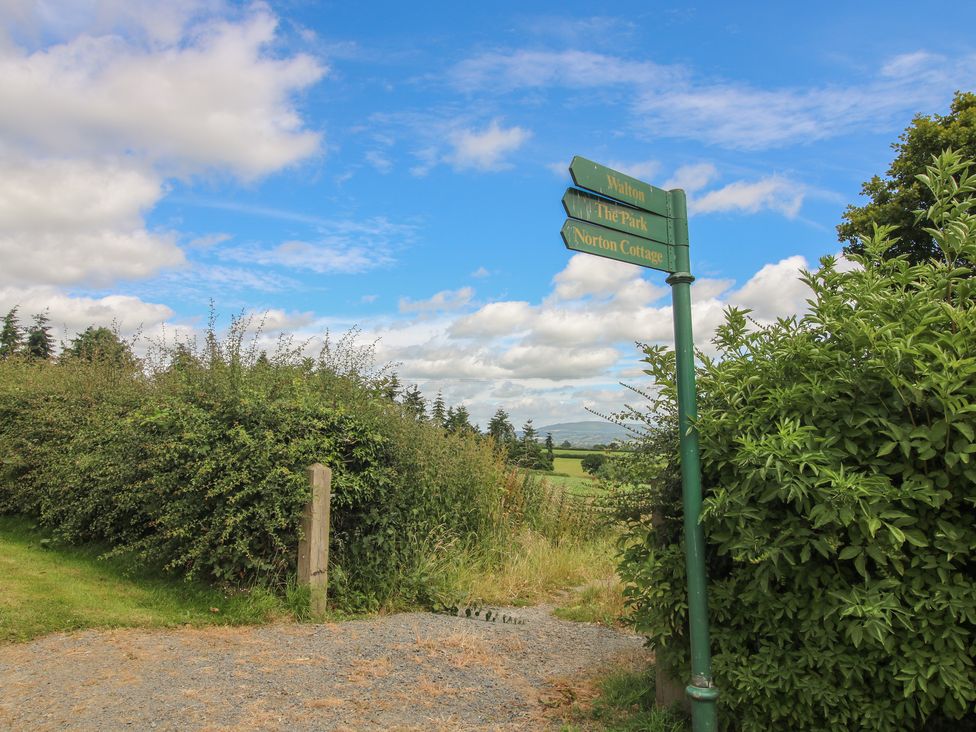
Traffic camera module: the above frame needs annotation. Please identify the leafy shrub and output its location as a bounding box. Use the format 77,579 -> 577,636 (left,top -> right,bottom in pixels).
0,319 -> 506,611
581,453 -> 608,475
611,151 -> 976,730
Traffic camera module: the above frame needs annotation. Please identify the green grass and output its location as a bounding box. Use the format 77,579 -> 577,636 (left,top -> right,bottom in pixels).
554,577 -> 628,628
535,470 -> 606,497
0,516 -> 292,644
559,664 -> 690,731
553,456 -> 589,478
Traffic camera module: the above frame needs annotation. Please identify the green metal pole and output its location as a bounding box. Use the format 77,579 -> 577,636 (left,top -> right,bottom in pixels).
666,189 -> 719,732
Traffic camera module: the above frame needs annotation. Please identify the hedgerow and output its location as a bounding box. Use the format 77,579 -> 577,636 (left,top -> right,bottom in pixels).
610,150 -> 976,730
0,321 -> 506,611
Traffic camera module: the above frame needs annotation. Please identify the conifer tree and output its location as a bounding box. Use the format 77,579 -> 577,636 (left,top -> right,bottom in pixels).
431,391 -> 447,427
401,384 -> 427,421
25,312 -> 54,360
0,307 -> 22,359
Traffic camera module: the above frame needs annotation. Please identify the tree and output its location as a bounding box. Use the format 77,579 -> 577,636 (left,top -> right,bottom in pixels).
64,326 -> 134,367
580,453 -> 606,475
379,372 -> 401,402
431,391 -> 446,427
444,404 -> 472,434
560,440 -> 572,449
0,307 -> 22,359
839,91 -> 976,263
544,433 -> 554,468
401,384 -> 426,421
25,312 -> 54,360
487,408 -> 515,447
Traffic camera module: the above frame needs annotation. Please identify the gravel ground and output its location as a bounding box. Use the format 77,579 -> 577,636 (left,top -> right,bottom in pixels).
0,604 -> 648,731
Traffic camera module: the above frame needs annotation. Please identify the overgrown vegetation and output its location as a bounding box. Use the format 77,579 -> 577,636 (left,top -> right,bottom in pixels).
609,150 -> 976,730
0,318 -> 597,615
556,661 -> 689,732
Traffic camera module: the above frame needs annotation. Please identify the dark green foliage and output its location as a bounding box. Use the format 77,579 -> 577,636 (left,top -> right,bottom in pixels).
511,419 -> 554,471
614,152 -> 976,730
488,407 -> 516,447
0,307 -> 22,359
430,391 -> 446,427
25,311 -> 53,360
580,453 -> 607,475
400,384 -> 426,421
840,91 -> 976,263
63,326 -> 136,368
0,318 -> 506,612
444,404 -> 473,434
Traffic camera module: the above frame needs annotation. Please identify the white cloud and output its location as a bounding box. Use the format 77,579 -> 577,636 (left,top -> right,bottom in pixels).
224,240 -> 380,275
219,218 -> 411,275
244,308 -> 316,332
663,163 -> 719,193
446,120 -> 532,171
692,175 -> 805,218
365,150 -> 393,173
552,253 -> 667,301
450,47 -> 976,150
470,266 -> 491,279
0,6 -> 325,178
0,156 -> 184,286
450,49 -> 674,93
450,301 -> 533,337
0,285 -> 172,334
728,255 -> 810,322
603,159 -> 659,181
400,287 -> 475,314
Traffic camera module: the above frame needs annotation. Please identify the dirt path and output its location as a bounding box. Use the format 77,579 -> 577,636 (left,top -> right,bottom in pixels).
0,604 -> 648,731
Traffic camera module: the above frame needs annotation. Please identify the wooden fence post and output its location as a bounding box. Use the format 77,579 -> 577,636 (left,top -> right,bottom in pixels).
298,463 -> 331,620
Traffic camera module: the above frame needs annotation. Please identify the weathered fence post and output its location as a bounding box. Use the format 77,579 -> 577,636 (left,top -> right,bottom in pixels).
298,463 -> 331,620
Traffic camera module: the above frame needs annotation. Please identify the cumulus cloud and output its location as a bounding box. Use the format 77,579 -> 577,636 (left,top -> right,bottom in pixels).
692,175 -> 805,218
450,301 -> 533,337
0,156 -> 184,286
400,287 -> 475,314
0,285 -> 172,334
0,6 -> 325,177
663,163 -> 719,193
446,120 -> 532,171
728,255 -> 810,321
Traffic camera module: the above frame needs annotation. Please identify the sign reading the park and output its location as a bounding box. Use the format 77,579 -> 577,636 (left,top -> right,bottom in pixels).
562,188 -> 671,245
560,219 -> 674,273
569,155 -> 670,217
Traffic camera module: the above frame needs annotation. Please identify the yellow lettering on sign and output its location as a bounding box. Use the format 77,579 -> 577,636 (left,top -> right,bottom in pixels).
572,225 -> 619,252
606,174 -> 646,203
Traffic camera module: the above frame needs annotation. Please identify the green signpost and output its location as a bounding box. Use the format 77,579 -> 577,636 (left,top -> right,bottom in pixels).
561,158 -> 720,732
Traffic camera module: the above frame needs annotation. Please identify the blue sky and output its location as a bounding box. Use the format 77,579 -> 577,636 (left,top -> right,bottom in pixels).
1,1 -> 974,427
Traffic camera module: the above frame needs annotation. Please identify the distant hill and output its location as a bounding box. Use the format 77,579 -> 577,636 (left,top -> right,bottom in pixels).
534,420 -> 641,448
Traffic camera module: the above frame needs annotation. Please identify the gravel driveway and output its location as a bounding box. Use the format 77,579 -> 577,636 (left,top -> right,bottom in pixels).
0,604 -> 647,731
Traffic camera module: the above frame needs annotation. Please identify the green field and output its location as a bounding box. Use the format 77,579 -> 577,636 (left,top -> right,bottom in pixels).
0,516 -> 289,644
553,455 -> 588,478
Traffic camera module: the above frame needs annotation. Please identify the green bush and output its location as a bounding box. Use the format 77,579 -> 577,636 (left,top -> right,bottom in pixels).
581,453 -> 608,475
0,321 -> 505,611
612,151 -> 976,730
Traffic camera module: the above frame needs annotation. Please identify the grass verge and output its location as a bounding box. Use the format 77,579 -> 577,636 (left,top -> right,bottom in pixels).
0,516 -> 291,644
452,528 -> 618,608
546,656 -> 690,731
553,576 -> 629,627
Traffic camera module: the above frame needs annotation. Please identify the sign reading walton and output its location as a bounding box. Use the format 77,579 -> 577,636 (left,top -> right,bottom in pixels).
558,157 -> 720,731
560,156 -> 676,273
